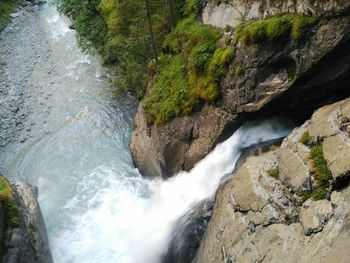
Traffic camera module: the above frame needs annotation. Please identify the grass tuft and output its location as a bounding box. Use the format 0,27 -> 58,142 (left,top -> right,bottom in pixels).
300,130 -> 311,146
310,144 -> 333,200
267,168 -> 280,179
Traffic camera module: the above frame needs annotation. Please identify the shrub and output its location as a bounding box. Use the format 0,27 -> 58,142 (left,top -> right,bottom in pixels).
233,14 -> 317,45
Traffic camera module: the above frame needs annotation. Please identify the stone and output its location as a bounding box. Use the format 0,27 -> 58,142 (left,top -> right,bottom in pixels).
196,98 -> 350,262
1,180 -> 53,263
300,199 -> 333,235
278,147 -> 311,193
323,134 -> 350,181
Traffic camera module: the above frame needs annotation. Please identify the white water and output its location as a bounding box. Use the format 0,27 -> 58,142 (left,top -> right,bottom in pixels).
1,5 -> 292,263
50,119 -> 291,263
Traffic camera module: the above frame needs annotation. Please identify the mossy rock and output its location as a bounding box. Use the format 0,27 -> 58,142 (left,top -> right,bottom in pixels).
233,14 -> 318,45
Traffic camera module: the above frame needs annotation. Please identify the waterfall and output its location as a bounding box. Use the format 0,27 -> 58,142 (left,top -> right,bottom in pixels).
0,4 -> 292,263
52,119 -> 291,263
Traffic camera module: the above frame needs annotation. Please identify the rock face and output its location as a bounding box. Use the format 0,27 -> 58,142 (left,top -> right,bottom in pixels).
195,98 -> 350,262
202,0 -> 350,28
131,0 -> 350,178
0,180 -> 53,263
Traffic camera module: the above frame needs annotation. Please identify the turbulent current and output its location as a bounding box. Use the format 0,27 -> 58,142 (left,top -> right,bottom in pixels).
0,4 -> 292,263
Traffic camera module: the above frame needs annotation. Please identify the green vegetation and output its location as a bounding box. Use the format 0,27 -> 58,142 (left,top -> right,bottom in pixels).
309,144 -> 333,200
56,0 -> 184,96
0,177 -> 12,202
6,200 -> 19,228
28,224 -> 38,260
267,167 -> 280,179
0,177 -> 20,228
0,0 -> 16,32
300,130 -> 311,145
233,14 -> 317,45
144,17 -> 234,125
56,0 -> 319,125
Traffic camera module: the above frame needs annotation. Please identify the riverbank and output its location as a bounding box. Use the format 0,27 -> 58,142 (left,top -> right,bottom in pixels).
0,3 -> 49,158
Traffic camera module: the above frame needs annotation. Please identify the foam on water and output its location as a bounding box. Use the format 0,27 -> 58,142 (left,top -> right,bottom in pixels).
50,119 -> 291,263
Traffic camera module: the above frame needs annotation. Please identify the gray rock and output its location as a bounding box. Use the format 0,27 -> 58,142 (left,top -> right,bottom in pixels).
1,180 -> 53,263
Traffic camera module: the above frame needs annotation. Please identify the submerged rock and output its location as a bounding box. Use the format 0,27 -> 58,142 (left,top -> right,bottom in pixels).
195,98 -> 350,263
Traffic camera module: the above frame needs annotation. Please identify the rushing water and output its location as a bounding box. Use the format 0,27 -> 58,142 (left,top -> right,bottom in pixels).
0,5 -> 293,263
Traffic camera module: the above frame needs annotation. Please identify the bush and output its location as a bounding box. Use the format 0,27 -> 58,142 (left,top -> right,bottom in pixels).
233,14 -> 317,45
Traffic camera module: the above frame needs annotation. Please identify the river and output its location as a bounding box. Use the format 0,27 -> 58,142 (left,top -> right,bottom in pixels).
0,4 -> 292,263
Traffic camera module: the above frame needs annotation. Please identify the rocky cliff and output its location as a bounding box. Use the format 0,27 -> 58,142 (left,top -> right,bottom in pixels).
131,0 -> 350,178
195,98 -> 350,262
0,177 -> 52,263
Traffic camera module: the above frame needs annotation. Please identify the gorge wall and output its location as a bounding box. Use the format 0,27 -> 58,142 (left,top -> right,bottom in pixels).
0,178 -> 52,263
130,0 -> 350,179
195,97 -> 350,263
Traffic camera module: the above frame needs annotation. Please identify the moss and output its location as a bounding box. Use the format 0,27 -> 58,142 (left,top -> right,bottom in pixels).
0,177 -> 20,229
300,130 -> 310,145
28,224 -> 38,260
233,14 -> 318,45
267,168 -> 280,179
183,0 -> 200,17
143,55 -> 196,126
0,0 -> 16,32
310,144 -> 333,200
144,18 -> 234,125
0,177 -> 12,202
5,201 -> 19,229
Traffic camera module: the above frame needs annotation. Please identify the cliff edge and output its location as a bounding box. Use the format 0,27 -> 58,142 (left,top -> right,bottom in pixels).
131,0 -> 350,178
0,177 -> 52,263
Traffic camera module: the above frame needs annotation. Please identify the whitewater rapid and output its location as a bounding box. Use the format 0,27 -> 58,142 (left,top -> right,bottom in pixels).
0,5 -> 292,263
